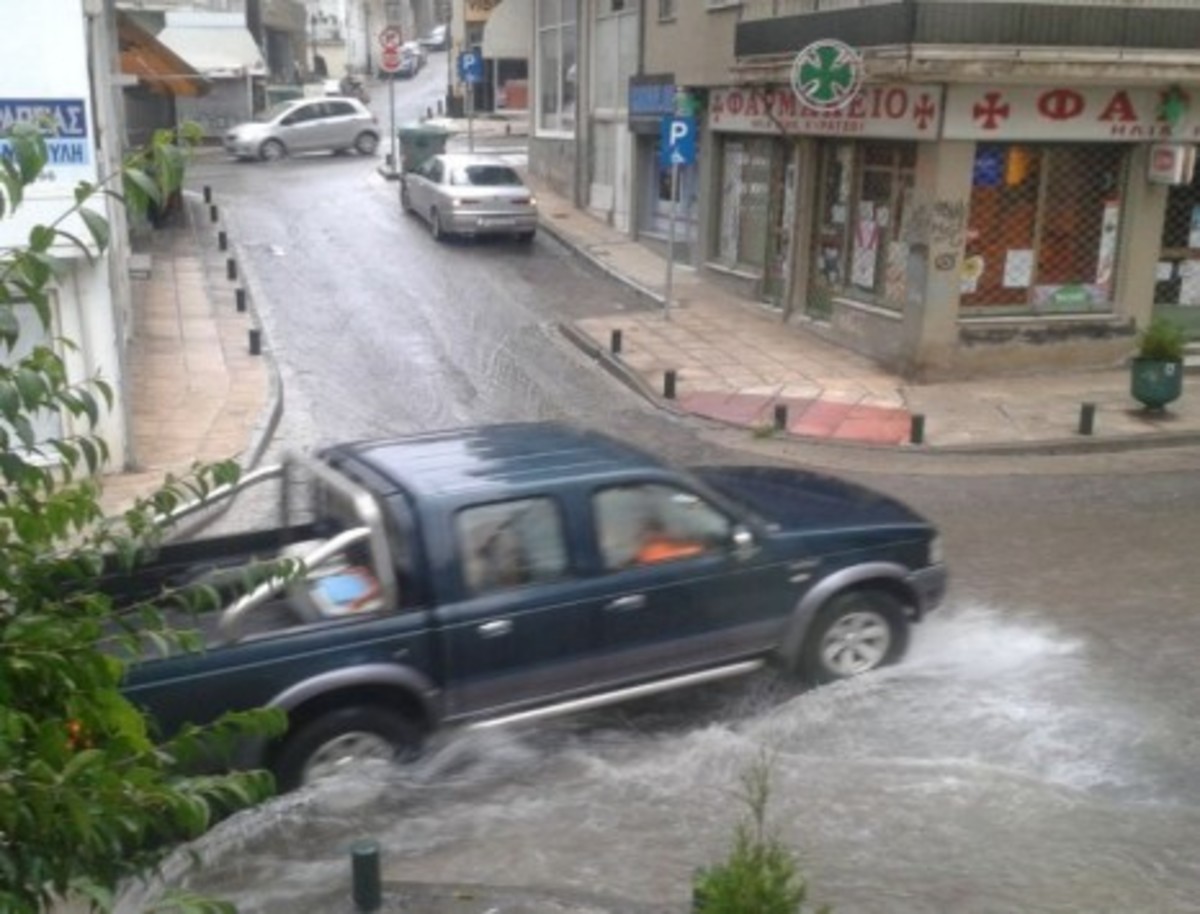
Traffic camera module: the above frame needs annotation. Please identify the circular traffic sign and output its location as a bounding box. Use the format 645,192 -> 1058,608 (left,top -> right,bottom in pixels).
380,45 -> 403,73
378,25 -> 403,50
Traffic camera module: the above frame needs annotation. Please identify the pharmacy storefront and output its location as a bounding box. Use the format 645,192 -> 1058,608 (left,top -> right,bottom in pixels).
707,72 -> 1195,377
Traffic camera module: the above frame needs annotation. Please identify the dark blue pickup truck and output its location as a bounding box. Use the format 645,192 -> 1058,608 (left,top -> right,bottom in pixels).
120,422 -> 946,790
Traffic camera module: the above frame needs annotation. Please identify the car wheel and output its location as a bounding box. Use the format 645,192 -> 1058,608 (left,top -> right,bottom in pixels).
355,132 -> 379,156
271,705 -> 422,792
430,208 -> 448,242
516,230 -> 536,244
799,590 -> 908,685
259,139 -> 285,162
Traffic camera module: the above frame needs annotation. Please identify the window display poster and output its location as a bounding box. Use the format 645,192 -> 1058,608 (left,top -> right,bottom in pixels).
1157,260 -> 1176,283
852,215 -> 880,288
961,254 -> 985,294
1096,201 -> 1119,289
885,241 -> 907,304
1190,206 -> 1200,250
1003,249 -> 1034,288
973,145 -> 1004,187
1179,260 -> 1200,306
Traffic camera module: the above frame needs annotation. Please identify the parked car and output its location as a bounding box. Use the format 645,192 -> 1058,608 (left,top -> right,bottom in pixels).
420,23 -> 448,51
402,40 -> 427,70
223,97 -> 379,161
401,153 -> 538,243
112,422 -> 946,791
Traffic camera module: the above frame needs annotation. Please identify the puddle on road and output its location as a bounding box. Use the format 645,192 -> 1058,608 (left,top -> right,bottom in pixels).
120,603 -> 1200,914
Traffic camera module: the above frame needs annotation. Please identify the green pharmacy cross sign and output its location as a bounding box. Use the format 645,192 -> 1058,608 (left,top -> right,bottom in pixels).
791,39 -> 863,111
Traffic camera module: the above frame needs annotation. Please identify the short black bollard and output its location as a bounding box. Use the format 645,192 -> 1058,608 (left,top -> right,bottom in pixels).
774,403 -> 788,431
910,413 -> 926,445
248,328 -> 261,355
209,203 -> 219,223
610,329 -> 622,355
437,99 -> 444,115
1078,402 -> 1096,436
350,840 -> 381,912
235,287 -> 246,312
203,185 -> 212,204
226,258 -> 237,281
664,369 -> 677,400
217,230 -> 228,251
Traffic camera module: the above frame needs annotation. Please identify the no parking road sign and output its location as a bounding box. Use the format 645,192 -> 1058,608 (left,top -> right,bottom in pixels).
660,116 -> 696,168
378,25 -> 403,50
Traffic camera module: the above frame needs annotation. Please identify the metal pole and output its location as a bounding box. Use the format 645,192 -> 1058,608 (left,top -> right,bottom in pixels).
388,75 -> 397,174
665,160 -> 678,320
467,75 -> 475,153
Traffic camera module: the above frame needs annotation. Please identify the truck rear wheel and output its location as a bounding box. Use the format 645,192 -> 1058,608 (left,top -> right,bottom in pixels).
799,590 -> 908,685
272,705 -> 422,791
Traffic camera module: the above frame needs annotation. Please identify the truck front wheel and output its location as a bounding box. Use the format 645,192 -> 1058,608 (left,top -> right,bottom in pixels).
272,706 -> 422,791
799,590 -> 909,685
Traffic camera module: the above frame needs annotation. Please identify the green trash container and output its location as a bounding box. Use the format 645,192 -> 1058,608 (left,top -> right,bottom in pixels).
265,85 -> 304,108
396,123 -> 451,173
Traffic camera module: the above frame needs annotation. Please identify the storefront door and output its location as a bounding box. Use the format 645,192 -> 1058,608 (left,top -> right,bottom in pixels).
1156,168 -> 1200,338
762,148 -> 797,308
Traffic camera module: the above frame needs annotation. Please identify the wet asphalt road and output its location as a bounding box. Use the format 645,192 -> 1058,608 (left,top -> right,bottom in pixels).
154,108 -> 1200,913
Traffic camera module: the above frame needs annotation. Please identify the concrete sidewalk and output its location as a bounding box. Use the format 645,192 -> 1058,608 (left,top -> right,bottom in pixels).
529,178 -> 1200,453
99,193 -> 278,515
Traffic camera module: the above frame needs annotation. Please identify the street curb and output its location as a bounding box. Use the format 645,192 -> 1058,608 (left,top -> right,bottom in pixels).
537,213 -> 666,309
558,320 -> 1200,458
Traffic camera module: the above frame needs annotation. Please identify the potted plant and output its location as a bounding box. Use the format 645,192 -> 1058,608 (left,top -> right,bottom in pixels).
1131,317 -> 1187,410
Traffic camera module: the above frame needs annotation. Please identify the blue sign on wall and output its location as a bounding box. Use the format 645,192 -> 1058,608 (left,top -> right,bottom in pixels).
0,98 -> 89,166
659,116 -> 697,168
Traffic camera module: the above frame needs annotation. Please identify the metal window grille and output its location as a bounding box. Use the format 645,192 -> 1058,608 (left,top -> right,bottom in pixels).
809,141 -> 915,315
1157,168 -> 1200,307
961,144 -> 1127,313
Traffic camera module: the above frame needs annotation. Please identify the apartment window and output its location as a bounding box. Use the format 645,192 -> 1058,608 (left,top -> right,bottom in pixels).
658,0 -> 676,18
536,0 -> 577,134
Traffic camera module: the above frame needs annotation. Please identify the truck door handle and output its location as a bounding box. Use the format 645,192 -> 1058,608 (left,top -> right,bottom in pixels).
604,594 -> 646,613
478,619 -> 513,638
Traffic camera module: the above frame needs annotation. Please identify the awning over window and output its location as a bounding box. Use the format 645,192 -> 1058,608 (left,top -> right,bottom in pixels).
156,11 -> 267,79
482,0 -> 531,59
117,11 -> 208,97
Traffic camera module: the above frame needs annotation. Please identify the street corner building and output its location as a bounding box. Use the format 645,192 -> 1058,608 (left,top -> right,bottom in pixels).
521,0 -> 1200,380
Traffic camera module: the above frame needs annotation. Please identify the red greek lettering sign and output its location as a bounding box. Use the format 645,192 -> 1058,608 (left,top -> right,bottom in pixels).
709,85 -> 940,140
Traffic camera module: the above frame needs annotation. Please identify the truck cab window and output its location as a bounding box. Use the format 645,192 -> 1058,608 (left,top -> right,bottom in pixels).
457,497 -> 569,597
594,483 -> 731,570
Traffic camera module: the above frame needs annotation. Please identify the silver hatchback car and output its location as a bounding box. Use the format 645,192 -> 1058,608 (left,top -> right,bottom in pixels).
224,97 -> 380,162
401,154 -> 538,243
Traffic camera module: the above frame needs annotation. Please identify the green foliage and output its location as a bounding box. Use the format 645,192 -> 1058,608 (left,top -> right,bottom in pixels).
0,125 -> 283,913
694,752 -> 830,914
1137,317 -> 1187,362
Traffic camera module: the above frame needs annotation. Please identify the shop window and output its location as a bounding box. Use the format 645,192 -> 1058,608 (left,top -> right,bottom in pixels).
536,0 -> 576,134
810,141 -> 915,313
1157,164 -> 1200,308
962,144 -> 1127,314
715,137 -> 774,272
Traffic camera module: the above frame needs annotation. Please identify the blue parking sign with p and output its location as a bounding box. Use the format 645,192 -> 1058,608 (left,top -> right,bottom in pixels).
458,50 -> 483,84
660,116 -> 696,168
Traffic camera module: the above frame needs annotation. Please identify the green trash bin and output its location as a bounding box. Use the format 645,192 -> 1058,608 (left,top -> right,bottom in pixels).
264,85 -> 304,108
396,123 -> 451,173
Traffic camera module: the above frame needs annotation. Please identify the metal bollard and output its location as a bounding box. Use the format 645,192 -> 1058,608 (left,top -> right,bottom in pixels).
203,185 -> 212,204
235,288 -> 246,312
610,329 -> 622,355
910,414 -> 926,445
664,369 -> 677,400
351,840 -> 382,912
226,258 -> 237,281
248,328 -> 261,355
774,403 -> 788,431
209,204 -> 219,223
437,99 -> 444,115
217,230 -> 228,251
1078,402 -> 1096,436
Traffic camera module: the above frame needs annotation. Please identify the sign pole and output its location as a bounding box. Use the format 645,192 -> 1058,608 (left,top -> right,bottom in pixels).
388,76 -> 397,173
665,161 -> 678,321
467,78 -> 475,153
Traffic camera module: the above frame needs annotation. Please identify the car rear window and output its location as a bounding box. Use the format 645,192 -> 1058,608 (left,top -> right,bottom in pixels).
450,165 -> 523,187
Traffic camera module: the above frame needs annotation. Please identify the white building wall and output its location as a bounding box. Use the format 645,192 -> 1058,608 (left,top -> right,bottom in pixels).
0,0 -> 128,468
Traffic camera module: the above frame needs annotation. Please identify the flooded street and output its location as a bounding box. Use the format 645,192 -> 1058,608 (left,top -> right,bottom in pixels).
123,603 -> 1200,914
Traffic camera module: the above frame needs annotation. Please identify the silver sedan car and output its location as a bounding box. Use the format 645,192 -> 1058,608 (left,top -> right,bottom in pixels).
223,97 -> 380,161
401,154 -> 538,243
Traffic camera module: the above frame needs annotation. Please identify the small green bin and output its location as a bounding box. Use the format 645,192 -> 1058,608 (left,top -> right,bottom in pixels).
396,123 -> 451,173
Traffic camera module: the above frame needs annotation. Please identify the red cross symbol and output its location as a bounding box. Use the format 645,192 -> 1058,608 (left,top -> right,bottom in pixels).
913,94 -> 937,130
972,92 -> 1011,130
